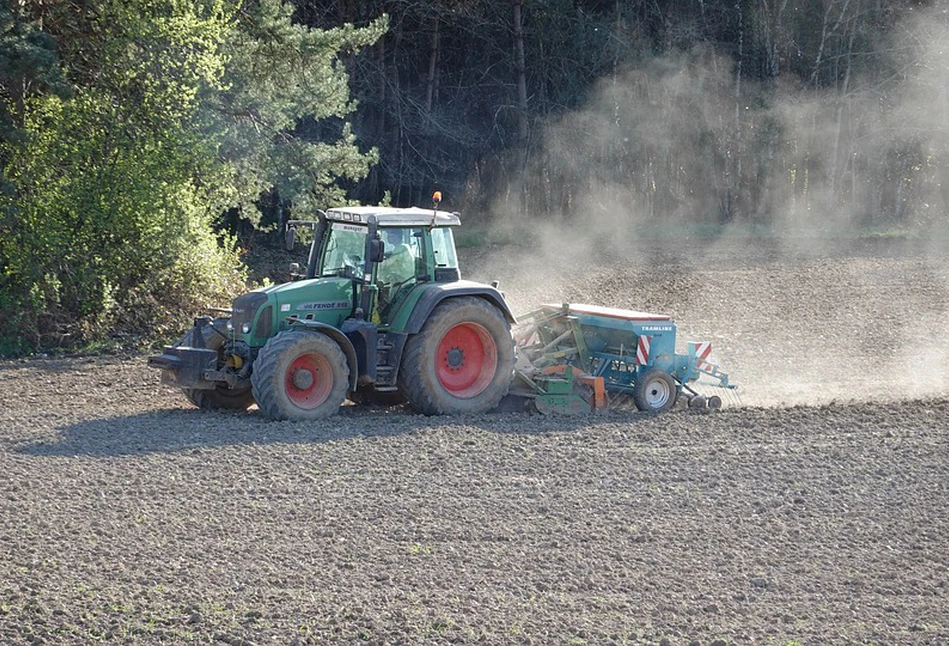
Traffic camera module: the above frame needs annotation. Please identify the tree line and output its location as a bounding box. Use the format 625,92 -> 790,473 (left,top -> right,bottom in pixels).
325,0 -> 948,231
1,0 -> 945,352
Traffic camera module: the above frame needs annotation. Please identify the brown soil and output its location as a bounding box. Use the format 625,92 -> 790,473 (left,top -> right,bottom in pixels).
1,239 -> 947,645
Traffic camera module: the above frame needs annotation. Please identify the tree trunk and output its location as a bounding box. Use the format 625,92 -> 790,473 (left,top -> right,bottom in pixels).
727,0 -> 744,221
390,19 -> 404,205
513,0 -> 529,213
810,0 -> 852,87
513,0 -> 529,148
831,12 -> 857,203
425,19 -> 440,112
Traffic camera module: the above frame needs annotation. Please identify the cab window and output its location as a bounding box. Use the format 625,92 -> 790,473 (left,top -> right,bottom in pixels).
376,228 -> 423,286
431,227 -> 458,269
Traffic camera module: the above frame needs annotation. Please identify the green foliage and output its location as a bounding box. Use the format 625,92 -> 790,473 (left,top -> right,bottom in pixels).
0,3 -> 71,195
0,0 -> 244,348
208,0 -> 385,221
0,0 -> 383,353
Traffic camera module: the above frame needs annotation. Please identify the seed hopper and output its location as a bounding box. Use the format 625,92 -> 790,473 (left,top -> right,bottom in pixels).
511,303 -> 737,413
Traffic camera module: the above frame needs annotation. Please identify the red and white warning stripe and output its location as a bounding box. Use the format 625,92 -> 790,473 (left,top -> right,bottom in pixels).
636,335 -> 651,365
690,341 -> 714,371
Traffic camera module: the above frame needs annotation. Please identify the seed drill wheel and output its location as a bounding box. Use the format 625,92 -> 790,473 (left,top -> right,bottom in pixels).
178,320 -> 254,411
632,368 -> 678,413
251,330 -> 349,420
398,296 -> 515,415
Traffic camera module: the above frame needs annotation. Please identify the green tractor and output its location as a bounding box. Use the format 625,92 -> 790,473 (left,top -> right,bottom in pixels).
148,201 -> 516,419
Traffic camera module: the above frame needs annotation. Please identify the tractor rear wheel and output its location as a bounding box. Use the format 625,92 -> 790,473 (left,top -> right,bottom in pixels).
633,368 -> 678,412
251,331 -> 349,420
398,297 -> 514,415
179,321 -> 254,411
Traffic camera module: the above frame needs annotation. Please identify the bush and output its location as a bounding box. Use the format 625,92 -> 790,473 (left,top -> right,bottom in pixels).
0,92 -> 248,352
0,0 -> 383,355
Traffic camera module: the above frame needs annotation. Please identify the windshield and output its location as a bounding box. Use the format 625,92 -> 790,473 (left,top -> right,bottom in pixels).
319,223 -> 367,280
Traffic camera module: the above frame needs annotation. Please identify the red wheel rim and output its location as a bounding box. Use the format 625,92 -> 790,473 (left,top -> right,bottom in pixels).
435,322 -> 498,398
285,352 -> 333,409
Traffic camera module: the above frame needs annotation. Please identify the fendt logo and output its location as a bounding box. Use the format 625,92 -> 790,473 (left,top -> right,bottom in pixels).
298,301 -> 350,311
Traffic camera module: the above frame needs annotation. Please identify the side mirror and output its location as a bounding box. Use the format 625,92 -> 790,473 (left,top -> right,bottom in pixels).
285,226 -> 296,251
369,237 -> 385,263
289,262 -> 302,278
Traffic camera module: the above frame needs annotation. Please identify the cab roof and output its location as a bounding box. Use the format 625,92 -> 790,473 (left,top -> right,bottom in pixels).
325,206 -> 461,227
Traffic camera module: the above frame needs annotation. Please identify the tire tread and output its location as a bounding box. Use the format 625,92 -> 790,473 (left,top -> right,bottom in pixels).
398,297 -> 514,415
632,367 -> 678,412
251,330 -> 349,420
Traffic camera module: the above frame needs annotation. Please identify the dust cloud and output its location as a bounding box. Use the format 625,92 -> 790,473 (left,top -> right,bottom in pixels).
465,6 -> 949,407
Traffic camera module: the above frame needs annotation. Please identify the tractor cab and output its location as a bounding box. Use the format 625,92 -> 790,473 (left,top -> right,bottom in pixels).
289,205 -> 463,327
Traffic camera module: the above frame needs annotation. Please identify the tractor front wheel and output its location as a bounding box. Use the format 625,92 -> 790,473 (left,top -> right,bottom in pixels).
398,297 -> 514,415
179,320 -> 255,411
633,368 -> 678,413
251,331 -> 350,420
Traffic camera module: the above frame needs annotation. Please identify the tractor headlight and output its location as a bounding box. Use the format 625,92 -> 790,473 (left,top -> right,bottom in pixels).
226,321 -> 233,331
241,322 -> 252,334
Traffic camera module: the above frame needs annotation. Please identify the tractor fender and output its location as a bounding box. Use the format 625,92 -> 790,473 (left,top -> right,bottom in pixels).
399,281 -> 517,335
283,320 -> 359,391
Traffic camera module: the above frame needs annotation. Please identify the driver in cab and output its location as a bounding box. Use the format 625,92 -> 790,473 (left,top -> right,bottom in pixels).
375,228 -> 417,315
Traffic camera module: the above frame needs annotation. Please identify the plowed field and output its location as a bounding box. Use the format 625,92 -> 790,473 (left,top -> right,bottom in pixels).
1,240 -> 947,645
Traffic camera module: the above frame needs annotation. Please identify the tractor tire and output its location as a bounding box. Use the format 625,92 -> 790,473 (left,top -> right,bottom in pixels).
632,368 -> 678,413
251,330 -> 349,421
178,321 -> 254,411
398,296 -> 515,415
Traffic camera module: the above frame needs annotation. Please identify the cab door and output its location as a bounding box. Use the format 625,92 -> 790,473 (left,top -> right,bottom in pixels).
373,227 -> 429,323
